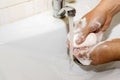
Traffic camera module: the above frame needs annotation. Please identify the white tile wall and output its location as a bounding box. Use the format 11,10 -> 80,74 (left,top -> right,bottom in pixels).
0,0 -> 29,8
0,0 -> 52,25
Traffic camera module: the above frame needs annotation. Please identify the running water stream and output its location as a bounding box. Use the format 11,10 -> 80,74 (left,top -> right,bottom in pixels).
68,16 -> 74,69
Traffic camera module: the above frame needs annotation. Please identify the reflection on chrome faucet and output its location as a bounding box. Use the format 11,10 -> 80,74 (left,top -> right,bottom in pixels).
53,0 -> 76,18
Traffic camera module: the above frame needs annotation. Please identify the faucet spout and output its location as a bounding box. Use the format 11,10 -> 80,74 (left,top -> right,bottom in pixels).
63,6 -> 76,17
53,0 -> 76,18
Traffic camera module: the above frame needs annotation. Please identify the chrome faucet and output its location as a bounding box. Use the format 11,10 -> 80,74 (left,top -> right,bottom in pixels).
53,0 -> 76,18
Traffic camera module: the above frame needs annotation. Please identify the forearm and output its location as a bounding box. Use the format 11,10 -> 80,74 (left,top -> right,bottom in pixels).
96,0 -> 120,17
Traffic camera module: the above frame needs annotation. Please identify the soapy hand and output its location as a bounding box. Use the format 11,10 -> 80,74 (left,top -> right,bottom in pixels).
67,14 -> 104,65
68,32 -> 120,65
73,39 -> 120,65
72,31 -> 103,65
67,0 -> 120,65
76,0 -> 120,44
76,5 -> 112,44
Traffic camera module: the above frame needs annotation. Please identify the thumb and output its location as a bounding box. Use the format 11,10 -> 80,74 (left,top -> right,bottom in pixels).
101,15 -> 112,32
76,20 -> 103,44
75,26 -> 90,44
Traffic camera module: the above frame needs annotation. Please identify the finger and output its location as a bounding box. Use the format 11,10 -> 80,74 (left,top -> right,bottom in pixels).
101,15 -> 112,32
76,26 -> 91,44
73,48 -> 82,58
89,41 -> 105,65
95,31 -> 104,42
67,40 -> 70,49
76,19 -> 103,44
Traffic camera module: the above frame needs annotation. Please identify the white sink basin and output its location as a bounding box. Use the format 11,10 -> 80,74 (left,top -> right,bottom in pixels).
0,11 -> 68,80
0,0 -> 120,80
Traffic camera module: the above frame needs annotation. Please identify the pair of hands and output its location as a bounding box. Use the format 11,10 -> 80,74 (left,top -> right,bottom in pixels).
68,0 -> 120,65
68,3 -> 113,65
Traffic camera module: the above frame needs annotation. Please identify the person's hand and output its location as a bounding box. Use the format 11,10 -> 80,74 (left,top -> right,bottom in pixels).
67,0 -> 120,65
73,39 -> 120,65
76,0 -> 120,44
90,39 -> 120,65
76,7 -> 112,44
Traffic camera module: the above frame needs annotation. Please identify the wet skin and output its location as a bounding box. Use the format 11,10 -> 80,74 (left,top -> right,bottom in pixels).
90,39 -> 120,65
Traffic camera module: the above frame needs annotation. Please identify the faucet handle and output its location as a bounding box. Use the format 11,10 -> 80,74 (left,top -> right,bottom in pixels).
56,8 -> 66,18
